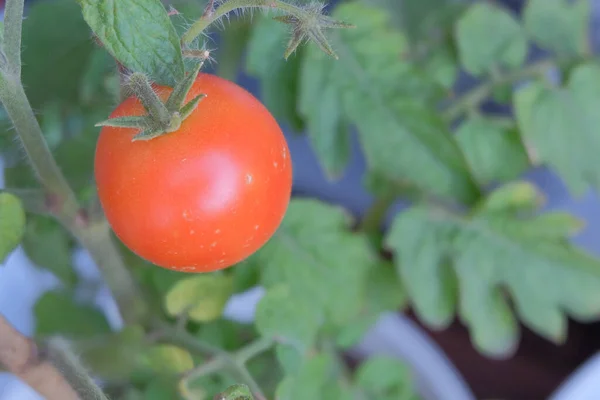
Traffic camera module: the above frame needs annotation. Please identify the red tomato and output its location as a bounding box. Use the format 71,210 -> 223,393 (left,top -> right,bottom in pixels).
94,73 -> 292,272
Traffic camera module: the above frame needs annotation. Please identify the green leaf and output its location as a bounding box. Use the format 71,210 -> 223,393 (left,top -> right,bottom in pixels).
77,0 -> 184,86
143,379 -> 181,400
299,2 -> 478,202
476,181 -> 543,214
276,354 -> 336,400
34,291 -> 111,339
255,285 -> 321,351
455,2 -> 527,76
196,319 -> 247,352
514,63 -> 600,195
455,116 -> 530,185
524,0 -> 590,56
355,356 -> 419,400
0,192 -> 26,263
138,345 -> 194,375
21,0 -> 104,108
259,199 -> 375,325
78,325 -> 145,380
275,344 -> 303,376
164,274 -> 233,322
246,16 -> 304,132
21,217 -> 77,286
386,187 -> 600,357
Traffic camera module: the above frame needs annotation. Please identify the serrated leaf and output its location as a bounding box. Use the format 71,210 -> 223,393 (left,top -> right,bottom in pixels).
77,0 -> 184,86
300,2 -> 479,203
523,0 -> 590,56
164,274 -> 233,322
22,217 -> 77,286
386,194 -> 600,357
138,345 -> 194,375
21,0 -> 103,108
258,199 -> 374,325
0,192 -> 25,263
246,16 -> 304,132
514,63 -> 600,195
355,356 -> 418,400
255,285 -> 321,351
78,325 -> 145,380
455,2 -> 527,76
34,291 -> 111,339
456,116 -> 529,185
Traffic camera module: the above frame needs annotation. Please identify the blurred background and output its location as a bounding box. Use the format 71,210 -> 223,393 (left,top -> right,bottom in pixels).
3,0 -> 600,399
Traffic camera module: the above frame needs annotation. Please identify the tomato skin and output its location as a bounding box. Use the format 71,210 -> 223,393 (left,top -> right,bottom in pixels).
94,73 -> 292,272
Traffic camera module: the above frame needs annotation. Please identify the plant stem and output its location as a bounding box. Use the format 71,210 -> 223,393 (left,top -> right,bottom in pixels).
442,58 -> 558,122
181,0 -> 305,45
2,0 -> 23,77
235,337 -> 274,365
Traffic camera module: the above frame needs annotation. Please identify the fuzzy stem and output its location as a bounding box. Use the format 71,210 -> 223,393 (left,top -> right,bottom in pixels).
3,0 -> 23,77
181,0 -> 306,45
127,73 -> 171,124
442,59 -> 558,122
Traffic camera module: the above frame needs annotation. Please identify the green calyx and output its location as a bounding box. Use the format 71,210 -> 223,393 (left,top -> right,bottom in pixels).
95,56 -> 208,141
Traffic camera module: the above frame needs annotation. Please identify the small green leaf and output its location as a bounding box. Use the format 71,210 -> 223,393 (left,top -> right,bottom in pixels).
246,16 -> 304,132
255,285 -> 321,351
476,181 -> 543,214
165,60 -> 205,112
164,274 -> 233,322
0,192 -> 26,263
215,384 -> 254,400
34,291 -> 111,339
514,63 -> 600,195
455,2 -> 527,76
524,0 -> 590,56
77,0 -> 184,86
138,345 -> 194,375
355,356 -> 418,400
78,325 -> 145,380
22,217 -> 77,286
95,116 -> 149,129
386,200 -> 600,357
455,116 -> 530,185
179,94 -> 207,120
259,199 -> 375,325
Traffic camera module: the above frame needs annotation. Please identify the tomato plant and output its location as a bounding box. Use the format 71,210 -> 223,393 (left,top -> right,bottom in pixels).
2,0 -> 600,400
95,73 -> 292,272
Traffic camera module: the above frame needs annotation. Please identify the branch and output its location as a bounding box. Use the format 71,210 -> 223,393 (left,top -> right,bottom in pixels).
0,314 -> 108,400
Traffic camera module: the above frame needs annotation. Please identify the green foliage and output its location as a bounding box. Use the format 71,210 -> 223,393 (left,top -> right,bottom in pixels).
0,192 -> 25,263
455,2 -> 527,76
76,0 -> 184,86
386,182 -> 600,357
515,63 -> 600,195
5,0 -> 600,399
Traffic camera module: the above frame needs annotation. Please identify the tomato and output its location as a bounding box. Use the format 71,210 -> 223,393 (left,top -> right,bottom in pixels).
94,73 -> 292,272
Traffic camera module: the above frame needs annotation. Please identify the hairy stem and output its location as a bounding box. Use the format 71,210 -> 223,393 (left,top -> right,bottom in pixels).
181,0 -> 305,45
3,0 -> 23,77
0,314 -> 106,400
442,59 -> 558,122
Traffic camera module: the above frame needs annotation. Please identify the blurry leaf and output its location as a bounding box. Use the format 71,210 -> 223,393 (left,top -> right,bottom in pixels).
79,325 -> 145,380
215,384 -> 253,400
455,116 -> 530,185
246,17 -> 304,132
255,285 -> 321,351
143,379 -> 182,400
22,216 -> 77,286
455,2 -> 527,76
524,0 -> 590,56
151,267 -> 190,295
275,344 -> 303,376
300,2 -> 478,202
422,48 -> 458,90
0,192 -> 26,263
514,63 -> 600,195
476,181 -> 543,214
196,319 -> 247,351
164,274 -> 233,322
21,0 -> 100,108
229,256 -> 261,294
138,345 -> 194,375
275,354 -> 336,400
259,199 -> 375,325
77,0 -> 184,86
386,185 -> 600,357
355,356 -> 419,400
34,291 -> 111,339
80,48 -> 117,106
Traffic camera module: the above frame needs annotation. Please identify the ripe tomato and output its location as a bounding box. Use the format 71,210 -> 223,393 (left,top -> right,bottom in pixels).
94,73 -> 292,272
